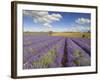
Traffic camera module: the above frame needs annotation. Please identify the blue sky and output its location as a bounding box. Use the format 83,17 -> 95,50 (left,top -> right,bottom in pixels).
23,10 -> 91,32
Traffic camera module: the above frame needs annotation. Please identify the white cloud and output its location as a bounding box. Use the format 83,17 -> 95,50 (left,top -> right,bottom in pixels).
64,25 -> 90,32
75,17 -> 90,24
24,26 -> 48,32
23,10 -> 62,28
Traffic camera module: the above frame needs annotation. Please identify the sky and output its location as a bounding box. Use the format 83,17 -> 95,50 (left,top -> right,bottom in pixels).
23,10 -> 91,32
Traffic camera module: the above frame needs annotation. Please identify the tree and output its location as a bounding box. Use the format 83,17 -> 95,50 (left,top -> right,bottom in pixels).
49,31 -> 53,36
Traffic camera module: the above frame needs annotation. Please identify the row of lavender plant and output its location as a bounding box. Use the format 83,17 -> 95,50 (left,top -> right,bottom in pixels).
66,38 -> 90,67
23,38 -> 64,69
49,38 -> 65,67
23,36 -> 65,69
23,36 -> 58,46
23,36 -> 91,69
71,38 -> 91,56
71,38 -> 90,45
23,36 -> 63,64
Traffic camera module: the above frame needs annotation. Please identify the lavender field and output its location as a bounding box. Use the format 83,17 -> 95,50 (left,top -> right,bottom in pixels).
23,34 -> 91,69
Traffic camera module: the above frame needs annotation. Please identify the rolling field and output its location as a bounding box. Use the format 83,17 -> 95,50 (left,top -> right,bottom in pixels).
23,32 -> 91,69
52,32 -> 90,38
24,32 -> 90,38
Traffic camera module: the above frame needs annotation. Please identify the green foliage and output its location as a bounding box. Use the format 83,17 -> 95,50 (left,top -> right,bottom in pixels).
73,50 -> 81,58
32,48 -> 56,68
73,50 -> 90,66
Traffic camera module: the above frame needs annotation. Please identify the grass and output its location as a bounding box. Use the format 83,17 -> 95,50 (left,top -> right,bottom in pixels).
24,32 -> 90,38
51,32 -> 90,38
